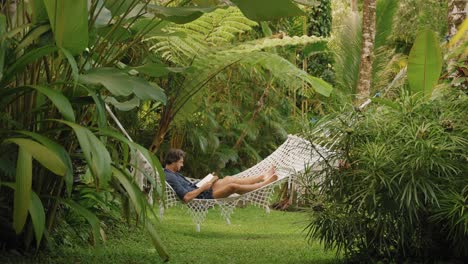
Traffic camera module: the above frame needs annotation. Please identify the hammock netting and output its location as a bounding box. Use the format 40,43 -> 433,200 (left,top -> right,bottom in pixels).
135,134 -> 334,231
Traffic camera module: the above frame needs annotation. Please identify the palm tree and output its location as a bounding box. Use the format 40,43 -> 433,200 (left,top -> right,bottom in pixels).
351,0 -> 358,12
355,0 -> 376,104
448,0 -> 466,39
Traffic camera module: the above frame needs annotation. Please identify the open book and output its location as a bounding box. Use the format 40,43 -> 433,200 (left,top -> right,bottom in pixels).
196,173 -> 215,188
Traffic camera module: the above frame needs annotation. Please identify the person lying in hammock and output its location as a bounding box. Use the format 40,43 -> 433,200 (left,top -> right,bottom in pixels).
164,148 -> 278,203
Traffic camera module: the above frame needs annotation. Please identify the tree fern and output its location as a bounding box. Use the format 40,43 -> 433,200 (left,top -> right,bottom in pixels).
174,44 -> 329,125
146,7 -> 258,66
185,36 -> 329,92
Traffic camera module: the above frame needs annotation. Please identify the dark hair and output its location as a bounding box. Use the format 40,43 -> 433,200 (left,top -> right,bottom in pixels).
164,149 -> 185,165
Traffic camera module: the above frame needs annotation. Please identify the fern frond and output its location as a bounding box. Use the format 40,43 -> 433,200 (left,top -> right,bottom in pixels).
229,35 -> 325,54
145,7 -> 257,66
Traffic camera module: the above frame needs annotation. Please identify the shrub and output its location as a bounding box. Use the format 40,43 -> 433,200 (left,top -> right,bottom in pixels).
306,89 -> 468,262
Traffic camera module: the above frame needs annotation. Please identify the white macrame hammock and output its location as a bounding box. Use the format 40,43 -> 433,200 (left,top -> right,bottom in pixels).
107,104 -> 374,233
165,135 -> 335,231
106,104 -> 338,232
104,66 -> 403,231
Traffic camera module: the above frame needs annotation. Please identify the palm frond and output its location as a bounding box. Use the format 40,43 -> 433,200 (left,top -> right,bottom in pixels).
372,0 -> 399,94
330,12 -> 361,94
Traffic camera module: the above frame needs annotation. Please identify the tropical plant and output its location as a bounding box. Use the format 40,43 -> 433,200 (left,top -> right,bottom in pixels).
305,87 -> 467,262
304,27 -> 467,262
144,6 -> 333,153
0,0 -> 175,259
0,0 -> 316,259
392,0 -> 447,53
330,0 -> 403,103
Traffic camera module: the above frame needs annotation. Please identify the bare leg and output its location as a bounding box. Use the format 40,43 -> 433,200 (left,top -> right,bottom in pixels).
212,174 -> 278,199
213,165 -> 276,189
215,175 -> 264,186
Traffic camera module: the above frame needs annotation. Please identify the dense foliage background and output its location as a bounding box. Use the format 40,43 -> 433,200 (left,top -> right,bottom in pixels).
0,0 -> 466,263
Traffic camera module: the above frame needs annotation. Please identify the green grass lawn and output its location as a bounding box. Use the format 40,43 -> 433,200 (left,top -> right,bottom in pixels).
3,206 -> 339,264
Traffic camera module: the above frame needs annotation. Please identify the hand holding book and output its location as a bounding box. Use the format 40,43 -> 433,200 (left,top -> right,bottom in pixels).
196,173 -> 219,188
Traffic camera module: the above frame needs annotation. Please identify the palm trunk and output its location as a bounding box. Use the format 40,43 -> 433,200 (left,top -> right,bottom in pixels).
355,0 -> 376,105
448,0 -> 467,39
351,0 -> 358,12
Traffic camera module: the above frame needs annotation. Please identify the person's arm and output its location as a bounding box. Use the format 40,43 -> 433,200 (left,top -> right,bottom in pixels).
182,176 -> 218,203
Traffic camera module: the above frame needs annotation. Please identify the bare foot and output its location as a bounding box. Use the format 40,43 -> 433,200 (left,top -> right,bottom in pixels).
261,166 -> 276,180
263,173 -> 278,185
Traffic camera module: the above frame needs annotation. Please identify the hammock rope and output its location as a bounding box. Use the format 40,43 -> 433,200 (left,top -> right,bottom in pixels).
105,105 -> 334,232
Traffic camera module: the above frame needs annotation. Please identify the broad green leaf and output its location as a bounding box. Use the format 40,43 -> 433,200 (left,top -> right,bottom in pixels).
131,19 -> 169,36
193,0 -> 218,6
145,221 -> 169,261
14,25 -> 51,54
147,4 -> 217,24
92,92 -> 108,130
303,41 -> 328,57
0,15 -> 6,81
131,62 -> 186,78
13,147 -> 32,234
104,0 -> 135,17
112,166 -> 168,260
56,120 -> 112,188
61,199 -> 103,245
98,128 -> 164,198
30,0 -> 48,23
1,45 -> 57,86
79,68 -> 167,103
79,68 -> 132,96
112,167 -> 145,215
131,18 -> 165,36
43,0 -> 88,55
407,29 -> 442,98
29,85 -> 75,122
61,48 -> 79,87
231,0 -> 304,21
105,96 -> 140,111
5,138 -> 67,176
134,81 -> 166,103
0,23 -> 32,42
307,76 -> 333,97
29,191 -> 45,248
1,182 -> 45,247
15,131 -> 74,195
0,85 -> 74,122
97,25 -> 132,43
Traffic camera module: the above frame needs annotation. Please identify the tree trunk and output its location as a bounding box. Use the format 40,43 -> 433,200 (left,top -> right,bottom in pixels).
234,83 -> 271,149
351,0 -> 358,12
448,0 -> 467,39
149,107 -> 172,153
355,0 -> 376,105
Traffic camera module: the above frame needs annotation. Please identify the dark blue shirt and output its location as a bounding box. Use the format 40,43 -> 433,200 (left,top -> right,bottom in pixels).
164,168 -> 197,200
164,168 -> 214,200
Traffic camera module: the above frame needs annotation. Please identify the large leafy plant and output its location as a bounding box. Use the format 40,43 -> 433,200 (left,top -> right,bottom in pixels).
304,27 -> 466,262
144,6 -> 333,152
0,0 -> 312,260
305,89 -> 467,262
